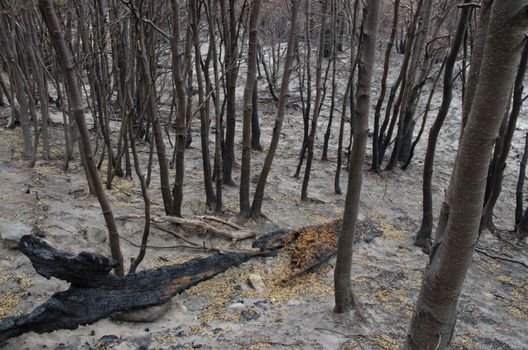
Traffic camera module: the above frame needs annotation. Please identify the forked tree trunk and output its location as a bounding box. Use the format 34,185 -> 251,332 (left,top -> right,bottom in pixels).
334,0 -> 380,313
38,0 -> 124,276
405,2 -> 528,348
251,0 -> 300,217
240,0 -> 261,217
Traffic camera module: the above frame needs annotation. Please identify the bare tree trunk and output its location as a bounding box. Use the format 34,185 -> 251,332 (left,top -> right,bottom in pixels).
321,1 -> 338,162
191,0 -> 216,208
372,0 -> 400,173
480,38 -> 528,232
515,133 -> 528,227
334,0 -> 380,313
0,17 -> 33,158
251,0 -> 300,217
301,0 -> 329,201
206,0 -> 223,212
133,4 -> 173,215
240,0 -> 262,217
415,2 -> 473,249
38,0 -> 124,276
402,58 -> 446,171
405,2 -> 528,348
127,91 -> 151,274
293,0 -> 313,178
386,0 -> 432,170
334,72 -> 352,195
170,0 -> 187,217
251,80 -> 262,150
221,0 -> 239,186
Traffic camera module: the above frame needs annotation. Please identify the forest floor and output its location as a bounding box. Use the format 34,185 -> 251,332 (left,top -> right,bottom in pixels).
0,55 -> 527,349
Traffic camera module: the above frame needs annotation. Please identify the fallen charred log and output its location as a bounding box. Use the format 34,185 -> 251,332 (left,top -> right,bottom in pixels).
1,219 -> 383,343
0,235 -> 255,343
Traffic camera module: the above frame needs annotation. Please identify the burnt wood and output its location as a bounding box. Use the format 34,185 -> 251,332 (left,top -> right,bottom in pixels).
0,235 -> 254,343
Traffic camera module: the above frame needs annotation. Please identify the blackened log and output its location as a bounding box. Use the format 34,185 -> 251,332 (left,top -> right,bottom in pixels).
19,235 -> 118,288
0,236 -> 254,343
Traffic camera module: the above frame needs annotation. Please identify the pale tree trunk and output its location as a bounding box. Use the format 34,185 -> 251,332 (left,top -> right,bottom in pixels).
38,0 -> 124,276
251,0 -> 300,217
405,2 -> 528,348
240,0 -> 262,217
334,0 -> 380,313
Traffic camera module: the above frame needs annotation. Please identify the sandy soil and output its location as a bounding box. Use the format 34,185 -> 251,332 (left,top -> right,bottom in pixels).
0,52 -> 527,350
